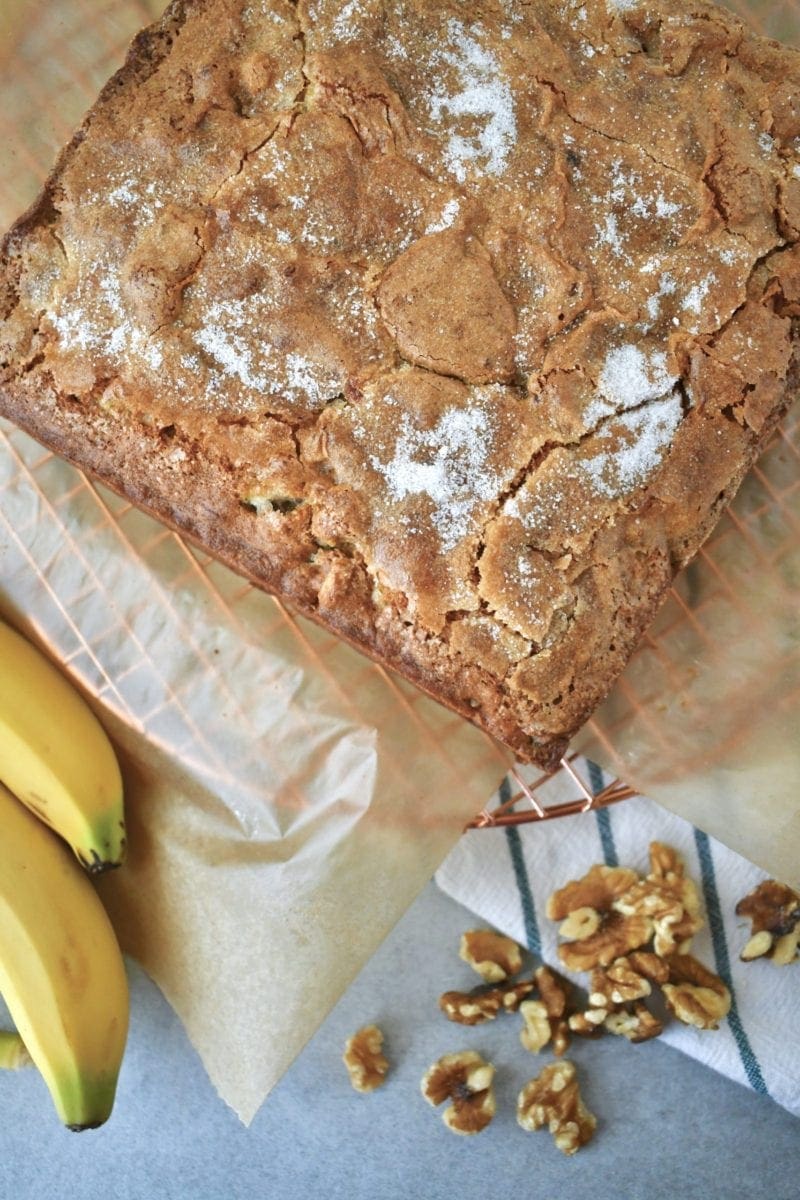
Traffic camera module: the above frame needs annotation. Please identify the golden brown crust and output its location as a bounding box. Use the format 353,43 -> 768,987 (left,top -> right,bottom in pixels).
1,0 -> 799,766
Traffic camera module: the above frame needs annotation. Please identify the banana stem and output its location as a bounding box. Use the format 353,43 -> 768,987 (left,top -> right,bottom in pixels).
0,1030 -> 32,1069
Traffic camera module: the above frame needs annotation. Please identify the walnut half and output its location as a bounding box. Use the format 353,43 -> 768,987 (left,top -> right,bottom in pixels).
548,864 -> 653,971
519,966 -> 572,1056
736,879 -> 800,965
612,844 -> 704,957
459,929 -> 523,982
343,1025 -> 389,1093
439,977 -> 535,1026
421,1051 -> 497,1135
517,1060 -> 597,1156
662,955 -> 731,1030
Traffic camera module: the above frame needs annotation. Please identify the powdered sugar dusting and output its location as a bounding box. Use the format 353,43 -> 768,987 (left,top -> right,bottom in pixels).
424,199 -> 461,234
195,295 -> 341,408
683,275 -> 715,315
427,21 -> 517,183
644,272 -> 677,323
332,0 -> 365,40
370,402 -> 501,551
584,343 -> 678,425
51,266 -> 165,374
585,394 -> 683,498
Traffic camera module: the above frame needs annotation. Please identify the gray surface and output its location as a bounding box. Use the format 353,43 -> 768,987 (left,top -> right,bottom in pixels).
0,881 -> 798,1199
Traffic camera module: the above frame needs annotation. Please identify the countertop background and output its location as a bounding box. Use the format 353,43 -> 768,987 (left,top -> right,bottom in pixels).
0,3 -> 798,1195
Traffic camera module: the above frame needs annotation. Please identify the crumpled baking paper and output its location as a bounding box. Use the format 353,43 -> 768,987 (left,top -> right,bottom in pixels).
0,418 -> 512,1122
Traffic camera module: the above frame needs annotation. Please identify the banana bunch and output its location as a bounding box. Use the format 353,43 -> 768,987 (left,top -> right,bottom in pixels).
0,619 -> 129,1128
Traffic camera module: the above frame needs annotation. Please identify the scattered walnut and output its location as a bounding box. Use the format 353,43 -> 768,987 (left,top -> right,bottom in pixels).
520,999 -> 552,1054
459,929 -> 523,982
421,1051 -> 496,1135
439,978 -> 535,1026
736,879 -> 800,965
516,1060 -> 597,1156
613,844 -> 703,957
604,1003 -> 663,1043
558,906 -> 601,941
568,1008 -> 607,1037
343,1025 -> 389,1093
549,864 -> 655,971
545,845 -> 735,1050
558,912 -> 654,972
536,965 -> 572,1055
588,955 -> 655,1008
662,954 -> 731,1030
519,965 -> 573,1055
547,864 -> 639,921
569,953 -> 666,1040
440,991 -> 502,1026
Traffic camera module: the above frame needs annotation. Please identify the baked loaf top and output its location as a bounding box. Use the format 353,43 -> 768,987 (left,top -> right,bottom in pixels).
2,0 -> 799,766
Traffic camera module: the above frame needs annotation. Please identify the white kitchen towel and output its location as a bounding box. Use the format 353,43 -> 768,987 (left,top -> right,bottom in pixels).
435,759 -> 800,1117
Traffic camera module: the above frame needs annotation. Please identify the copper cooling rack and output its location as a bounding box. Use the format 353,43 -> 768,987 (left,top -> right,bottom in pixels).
1,0 -> 798,830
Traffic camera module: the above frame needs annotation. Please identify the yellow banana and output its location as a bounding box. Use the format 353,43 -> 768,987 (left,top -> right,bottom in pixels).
0,1030 -> 32,1069
0,619 -> 125,872
0,780 -> 128,1128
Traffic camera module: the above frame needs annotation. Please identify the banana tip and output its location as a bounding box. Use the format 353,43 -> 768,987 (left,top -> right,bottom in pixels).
78,853 -> 124,876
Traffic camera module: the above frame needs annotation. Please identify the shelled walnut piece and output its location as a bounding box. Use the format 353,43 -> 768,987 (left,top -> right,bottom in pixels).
421,1051 -> 497,1136
549,846 -> 704,972
519,966 -> 572,1056
662,955 -> 732,1030
551,844 -> 734,1038
517,1061 -> 596,1156
604,1004 -> 664,1043
439,977 -> 535,1026
569,952 -> 667,1042
736,880 -> 800,965
342,1025 -> 389,1093
459,930 -> 523,983
548,864 -> 654,971
613,843 -> 704,957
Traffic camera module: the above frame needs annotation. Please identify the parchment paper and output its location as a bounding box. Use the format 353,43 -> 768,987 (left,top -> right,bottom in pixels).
0,420 -> 511,1122
0,0 -> 798,1124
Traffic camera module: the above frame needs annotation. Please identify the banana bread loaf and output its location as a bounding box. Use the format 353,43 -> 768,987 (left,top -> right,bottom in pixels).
1,0 -> 799,767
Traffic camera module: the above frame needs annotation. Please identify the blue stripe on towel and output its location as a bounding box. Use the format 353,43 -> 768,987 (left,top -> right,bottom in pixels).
502,776 -> 541,957
587,759 -> 619,867
694,828 -> 769,1097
